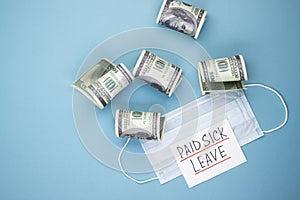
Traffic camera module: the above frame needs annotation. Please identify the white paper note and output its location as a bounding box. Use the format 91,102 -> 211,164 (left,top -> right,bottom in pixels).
171,119 -> 247,188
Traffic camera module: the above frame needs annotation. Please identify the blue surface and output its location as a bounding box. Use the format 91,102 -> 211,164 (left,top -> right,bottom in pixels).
1,0 -> 299,199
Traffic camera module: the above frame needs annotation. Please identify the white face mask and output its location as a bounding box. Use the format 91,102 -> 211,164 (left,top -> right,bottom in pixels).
118,83 -> 288,184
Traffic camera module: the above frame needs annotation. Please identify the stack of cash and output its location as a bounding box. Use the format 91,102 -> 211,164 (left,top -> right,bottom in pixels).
72,58 -> 133,109
156,0 -> 207,39
115,109 -> 166,141
198,55 -> 248,95
133,50 -> 183,97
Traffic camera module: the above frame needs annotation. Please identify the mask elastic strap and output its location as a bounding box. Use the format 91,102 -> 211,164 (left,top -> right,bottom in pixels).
118,138 -> 158,184
245,83 -> 288,133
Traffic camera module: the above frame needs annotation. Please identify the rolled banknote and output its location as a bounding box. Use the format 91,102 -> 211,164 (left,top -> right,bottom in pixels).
199,55 -> 248,83
115,110 -> 166,141
156,0 -> 207,39
72,58 -> 133,109
133,50 -> 182,97
198,55 -> 247,95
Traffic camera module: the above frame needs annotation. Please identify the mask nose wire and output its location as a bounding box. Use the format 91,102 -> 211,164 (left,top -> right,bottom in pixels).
245,83 -> 288,133
118,138 -> 159,184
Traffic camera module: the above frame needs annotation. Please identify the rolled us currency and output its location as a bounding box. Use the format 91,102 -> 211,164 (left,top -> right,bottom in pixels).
133,50 -> 182,97
198,55 -> 247,95
72,58 -> 133,109
199,55 -> 248,83
156,0 -> 207,39
115,109 -> 166,141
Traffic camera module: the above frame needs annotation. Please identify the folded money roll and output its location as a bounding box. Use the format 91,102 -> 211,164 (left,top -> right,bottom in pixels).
72,58 -> 134,109
156,0 -> 207,39
133,50 -> 183,97
197,55 -> 248,95
115,109 -> 166,141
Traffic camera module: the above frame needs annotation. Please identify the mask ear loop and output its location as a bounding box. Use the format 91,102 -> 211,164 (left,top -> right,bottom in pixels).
245,83 -> 288,133
118,138 -> 159,184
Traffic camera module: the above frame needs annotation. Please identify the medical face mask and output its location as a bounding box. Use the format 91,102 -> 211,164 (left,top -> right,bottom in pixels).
118,83 -> 288,184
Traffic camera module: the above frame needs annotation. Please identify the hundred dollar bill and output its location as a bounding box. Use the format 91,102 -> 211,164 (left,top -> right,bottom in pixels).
133,50 -> 182,97
72,58 -> 133,109
156,0 -> 207,39
198,78 -> 245,95
199,55 -> 248,83
115,110 -> 166,141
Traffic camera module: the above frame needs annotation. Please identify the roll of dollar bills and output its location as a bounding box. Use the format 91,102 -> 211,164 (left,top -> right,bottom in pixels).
133,50 -> 182,97
72,58 -> 133,109
115,109 -> 166,141
198,55 -> 247,95
199,55 -> 248,83
156,0 -> 207,39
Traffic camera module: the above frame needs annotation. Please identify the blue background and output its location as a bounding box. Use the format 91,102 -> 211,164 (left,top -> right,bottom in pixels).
1,0 -> 299,199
